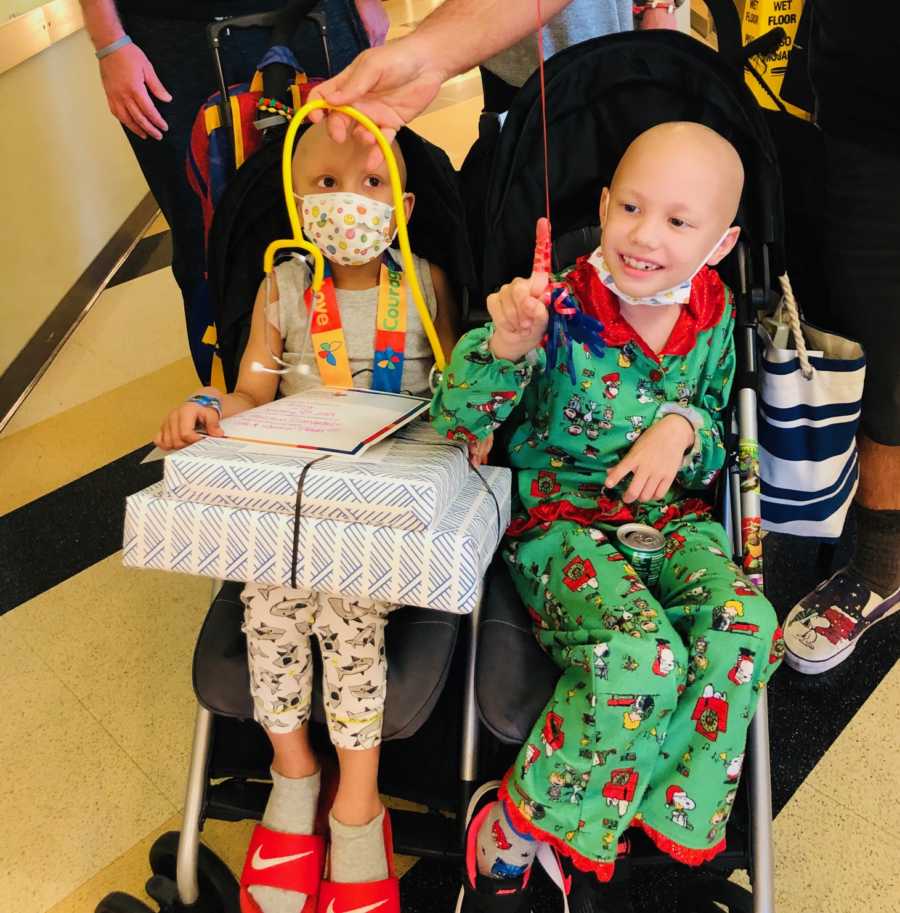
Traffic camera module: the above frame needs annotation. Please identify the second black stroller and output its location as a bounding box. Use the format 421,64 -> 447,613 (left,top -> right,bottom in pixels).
459,5 -> 786,912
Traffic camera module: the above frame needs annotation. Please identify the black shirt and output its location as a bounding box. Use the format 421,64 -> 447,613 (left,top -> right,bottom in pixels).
115,1 -> 288,21
809,1 -> 900,148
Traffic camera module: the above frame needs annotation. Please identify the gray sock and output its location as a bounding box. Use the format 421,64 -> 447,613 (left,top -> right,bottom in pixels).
249,768 -> 321,913
849,506 -> 900,597
476,801 -> 537,880
329,809 -> 389,884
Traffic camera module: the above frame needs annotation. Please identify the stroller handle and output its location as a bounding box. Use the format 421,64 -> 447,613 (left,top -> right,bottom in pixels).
207,0 -> 321,45
703,0 -> 743,68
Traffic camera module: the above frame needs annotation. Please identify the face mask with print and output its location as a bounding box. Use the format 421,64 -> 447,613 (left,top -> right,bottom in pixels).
591,228 -> 732,307
295,191 -> 399,266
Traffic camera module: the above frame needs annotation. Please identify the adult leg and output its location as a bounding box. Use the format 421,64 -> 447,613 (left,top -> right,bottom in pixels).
783,136 -> 900,670
638,522 -> 781,858
825,133 -> 900,593
116,13 -> 272,381
242,583 -> 322,913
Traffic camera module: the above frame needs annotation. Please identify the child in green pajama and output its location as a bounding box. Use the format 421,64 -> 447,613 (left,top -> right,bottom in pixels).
435,122 -> 784,913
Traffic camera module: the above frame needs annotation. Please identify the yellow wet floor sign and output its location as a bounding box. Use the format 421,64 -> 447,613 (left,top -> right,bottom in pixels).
742,0 -> 811,120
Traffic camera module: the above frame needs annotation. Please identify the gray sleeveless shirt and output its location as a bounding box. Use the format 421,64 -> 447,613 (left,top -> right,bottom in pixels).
273,251 -> 439,397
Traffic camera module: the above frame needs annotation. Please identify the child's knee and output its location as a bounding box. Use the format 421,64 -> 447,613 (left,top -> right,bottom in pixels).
564,632 -> 687,700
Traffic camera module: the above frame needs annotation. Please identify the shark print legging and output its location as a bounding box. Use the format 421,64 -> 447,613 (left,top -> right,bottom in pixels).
241,583 -> 396,749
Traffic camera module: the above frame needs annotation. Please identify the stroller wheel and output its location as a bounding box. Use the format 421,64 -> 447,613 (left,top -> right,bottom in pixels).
95,892 -> 154,913
677,876 -> 753,913
148,831 -> 240,913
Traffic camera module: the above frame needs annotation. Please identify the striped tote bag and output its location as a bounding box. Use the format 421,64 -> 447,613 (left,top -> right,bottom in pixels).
757,276 -> 866,538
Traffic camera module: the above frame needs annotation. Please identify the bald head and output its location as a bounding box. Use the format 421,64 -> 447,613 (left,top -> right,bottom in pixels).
293,119 -> 407,191
598,123 -> 745,297
612,122 -> 744,229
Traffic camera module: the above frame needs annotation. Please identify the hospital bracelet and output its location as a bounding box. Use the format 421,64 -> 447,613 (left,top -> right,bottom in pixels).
95,35 -> 133,59
186,394 -> 223,418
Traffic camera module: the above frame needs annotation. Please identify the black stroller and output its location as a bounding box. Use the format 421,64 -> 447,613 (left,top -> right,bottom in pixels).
458,5 -> 786,913
95,92 -> 481,913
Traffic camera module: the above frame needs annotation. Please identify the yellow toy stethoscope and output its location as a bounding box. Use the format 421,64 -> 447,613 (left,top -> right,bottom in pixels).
254,100 -> 446,384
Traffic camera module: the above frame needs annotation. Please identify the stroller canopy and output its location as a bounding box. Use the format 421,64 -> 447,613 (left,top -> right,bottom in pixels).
478,29 -> 784,296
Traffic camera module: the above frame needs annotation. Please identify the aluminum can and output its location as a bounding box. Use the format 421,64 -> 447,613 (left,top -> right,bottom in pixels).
616,523 -> 666,589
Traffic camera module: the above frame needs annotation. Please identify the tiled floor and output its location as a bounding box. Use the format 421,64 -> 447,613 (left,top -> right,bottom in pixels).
2,3 -> 898,913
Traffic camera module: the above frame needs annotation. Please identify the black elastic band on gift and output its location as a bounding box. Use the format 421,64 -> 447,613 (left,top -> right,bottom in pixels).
409,436 -> 505,547
468,461 -> 504,548
291,455 -> 331,589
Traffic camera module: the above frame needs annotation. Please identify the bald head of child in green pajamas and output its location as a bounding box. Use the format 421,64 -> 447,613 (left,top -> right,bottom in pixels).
598,121 -> 745,303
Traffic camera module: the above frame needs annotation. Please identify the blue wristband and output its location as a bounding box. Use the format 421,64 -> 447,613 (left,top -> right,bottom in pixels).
96,35 -> 133,60
187,394 -> 222,418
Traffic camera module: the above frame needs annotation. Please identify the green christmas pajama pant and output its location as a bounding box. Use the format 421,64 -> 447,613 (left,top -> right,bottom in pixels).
498,517 -> 782,878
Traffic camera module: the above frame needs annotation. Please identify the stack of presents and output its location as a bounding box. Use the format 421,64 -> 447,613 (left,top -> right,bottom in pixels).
123,421 -> 512,615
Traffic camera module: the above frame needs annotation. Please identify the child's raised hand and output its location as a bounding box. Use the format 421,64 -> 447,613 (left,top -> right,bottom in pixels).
487,219 -> 553,362
154,402 -> 224,451
604,414 -> 695,503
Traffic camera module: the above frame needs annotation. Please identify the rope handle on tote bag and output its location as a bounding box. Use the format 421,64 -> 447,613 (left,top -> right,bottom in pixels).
776,273 -> 814,379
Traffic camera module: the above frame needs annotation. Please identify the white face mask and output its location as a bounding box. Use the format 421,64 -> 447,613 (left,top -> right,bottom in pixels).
590,228 -> 731,307
296,191 -> 398,266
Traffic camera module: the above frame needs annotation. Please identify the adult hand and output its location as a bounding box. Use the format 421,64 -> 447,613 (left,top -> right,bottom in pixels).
604,414 -> 695,503
99,42 -> 172,140
309,39 -> 447,168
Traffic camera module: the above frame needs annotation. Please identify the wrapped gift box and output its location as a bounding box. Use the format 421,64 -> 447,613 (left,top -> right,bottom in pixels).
123,466 -> 511,614
162,422 -> 469,532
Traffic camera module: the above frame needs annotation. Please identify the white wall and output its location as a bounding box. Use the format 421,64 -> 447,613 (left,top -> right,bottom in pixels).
0,27 -> 149,374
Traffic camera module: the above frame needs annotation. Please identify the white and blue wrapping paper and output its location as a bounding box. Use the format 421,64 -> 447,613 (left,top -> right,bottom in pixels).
162,423 -> 469,532
123,466 -> 511,614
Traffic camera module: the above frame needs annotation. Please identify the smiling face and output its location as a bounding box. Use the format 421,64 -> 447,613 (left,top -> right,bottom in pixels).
599,122 -> 744,298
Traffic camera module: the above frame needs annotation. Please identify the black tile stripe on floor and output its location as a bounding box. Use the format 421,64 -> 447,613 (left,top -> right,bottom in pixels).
0,445 -> 161,615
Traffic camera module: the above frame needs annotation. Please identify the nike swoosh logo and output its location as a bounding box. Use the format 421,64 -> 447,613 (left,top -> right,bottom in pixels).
251,846 -> 314,871
326,899 -> 389,913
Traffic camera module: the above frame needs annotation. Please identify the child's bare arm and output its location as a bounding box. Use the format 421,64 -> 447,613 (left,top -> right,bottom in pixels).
154,279 -> 283,450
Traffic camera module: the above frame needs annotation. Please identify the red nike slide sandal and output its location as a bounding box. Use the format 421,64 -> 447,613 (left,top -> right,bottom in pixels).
240,825 -> 326,913
316,811 -> 400,913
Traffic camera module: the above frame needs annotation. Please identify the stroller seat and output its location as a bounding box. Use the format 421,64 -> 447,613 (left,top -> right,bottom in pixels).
194,580 -> 461,739
476,561 -> 557,745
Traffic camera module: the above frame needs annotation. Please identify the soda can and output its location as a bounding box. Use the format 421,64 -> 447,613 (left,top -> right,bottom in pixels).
616,523 -> 666,589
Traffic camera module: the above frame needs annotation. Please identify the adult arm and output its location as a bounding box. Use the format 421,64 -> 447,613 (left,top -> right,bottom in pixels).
79,0 -> 172,140
310,0 -> 574,150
